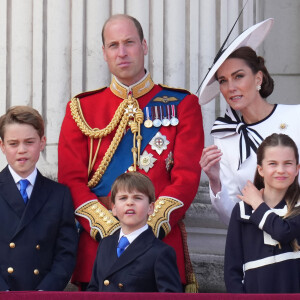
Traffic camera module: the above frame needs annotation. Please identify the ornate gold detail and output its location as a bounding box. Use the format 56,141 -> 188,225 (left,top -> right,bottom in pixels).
110,73 -> 154,99
280,123 -> 287,130
70,93 -> 144,188
70,97 -> 129,139
147,197 -> 184,237
75,200 -> 120,239
153,96 -> 178,103
185,273 -> 199,293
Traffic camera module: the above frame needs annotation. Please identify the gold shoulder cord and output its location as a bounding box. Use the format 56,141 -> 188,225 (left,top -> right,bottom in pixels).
70,93 -> 144,188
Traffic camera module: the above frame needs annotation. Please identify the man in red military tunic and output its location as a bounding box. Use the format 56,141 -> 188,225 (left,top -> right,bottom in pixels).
58,14 -> 204,291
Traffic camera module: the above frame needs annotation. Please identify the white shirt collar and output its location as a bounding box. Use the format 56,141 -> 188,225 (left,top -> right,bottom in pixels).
8,165 -> 37,186
119,224 -> 149,244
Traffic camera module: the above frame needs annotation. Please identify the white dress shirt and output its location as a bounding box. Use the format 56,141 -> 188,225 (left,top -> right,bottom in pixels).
118,224 -> 149,250
8,165 -> 37,199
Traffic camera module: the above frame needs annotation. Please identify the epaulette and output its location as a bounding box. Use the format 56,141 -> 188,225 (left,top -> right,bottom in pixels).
74,87 -> 107,100
158,83 -> 191,95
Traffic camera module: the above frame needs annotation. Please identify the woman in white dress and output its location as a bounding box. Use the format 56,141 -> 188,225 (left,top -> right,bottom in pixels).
199,19 -> 300,225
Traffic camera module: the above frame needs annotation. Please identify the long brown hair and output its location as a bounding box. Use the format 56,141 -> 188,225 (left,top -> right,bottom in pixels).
254,133 -> 300,251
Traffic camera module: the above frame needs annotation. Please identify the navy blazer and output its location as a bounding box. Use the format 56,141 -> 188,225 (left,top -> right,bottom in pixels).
87,226 -> 182,292
0,166 -> 78,291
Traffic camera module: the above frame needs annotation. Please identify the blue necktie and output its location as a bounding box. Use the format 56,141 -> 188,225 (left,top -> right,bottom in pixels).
19,179 -> 30,204
117,236 -> 130,257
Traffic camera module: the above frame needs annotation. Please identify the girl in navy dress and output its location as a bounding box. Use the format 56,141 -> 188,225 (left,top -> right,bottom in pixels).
225,133 -> 300,293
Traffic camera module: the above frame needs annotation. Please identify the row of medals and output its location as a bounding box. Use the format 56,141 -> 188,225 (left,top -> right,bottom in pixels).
144,105 -> 179,128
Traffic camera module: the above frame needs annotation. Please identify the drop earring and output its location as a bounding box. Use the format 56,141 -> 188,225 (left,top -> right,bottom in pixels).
256,85 -> 261,91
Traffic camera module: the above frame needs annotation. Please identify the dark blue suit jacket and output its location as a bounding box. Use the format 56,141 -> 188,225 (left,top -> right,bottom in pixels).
0,166 -> 78,291
87,226 -> 182,292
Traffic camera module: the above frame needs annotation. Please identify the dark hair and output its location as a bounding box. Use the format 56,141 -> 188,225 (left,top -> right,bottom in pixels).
111,172 -> 155,204
254,133 -> 300,251
102,14 -> 144,45
0,106 -> 44,140
227,46 -> 274,98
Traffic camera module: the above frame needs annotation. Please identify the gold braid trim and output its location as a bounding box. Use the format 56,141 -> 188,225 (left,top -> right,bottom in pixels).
70,97 -> 129,138
70,94 -> 144,188
148,197 -> 184,237
177,220 -> 199,293
128,105 -> 144,168
185,273 -> 199,293
75,200 -> 120,239
88,112 -> 129,188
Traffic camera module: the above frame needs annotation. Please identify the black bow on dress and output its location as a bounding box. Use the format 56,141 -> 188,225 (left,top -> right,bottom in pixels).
211,106 -> 264,169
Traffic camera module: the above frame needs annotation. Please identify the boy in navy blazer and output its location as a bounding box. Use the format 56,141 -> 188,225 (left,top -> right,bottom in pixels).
87,172 -> 182,292
0,106 -> 78,291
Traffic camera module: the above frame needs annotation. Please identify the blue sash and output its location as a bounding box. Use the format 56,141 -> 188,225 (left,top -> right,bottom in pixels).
91,89 -> 188,197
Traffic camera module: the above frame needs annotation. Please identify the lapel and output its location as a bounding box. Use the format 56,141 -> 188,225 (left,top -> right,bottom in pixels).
12,170 -> 50,238
0,166 -> 26,218
102,230 -> 119,269
105,227 -> 155,277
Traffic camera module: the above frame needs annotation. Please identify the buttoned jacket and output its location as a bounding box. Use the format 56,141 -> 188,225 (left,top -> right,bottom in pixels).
87,227 -> 182,292
0,166 -> 78,291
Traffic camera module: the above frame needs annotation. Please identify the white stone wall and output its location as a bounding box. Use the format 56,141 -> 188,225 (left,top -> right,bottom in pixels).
263,0 -> 300,105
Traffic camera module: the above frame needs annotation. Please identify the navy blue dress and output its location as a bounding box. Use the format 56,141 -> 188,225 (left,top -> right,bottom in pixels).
224,199 -> 300,293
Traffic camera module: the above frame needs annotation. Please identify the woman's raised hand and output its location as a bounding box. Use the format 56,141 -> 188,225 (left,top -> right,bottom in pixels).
200,145 -> 222,194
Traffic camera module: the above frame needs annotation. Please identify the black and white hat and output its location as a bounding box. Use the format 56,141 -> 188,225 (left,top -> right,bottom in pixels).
198,18 -> 274,105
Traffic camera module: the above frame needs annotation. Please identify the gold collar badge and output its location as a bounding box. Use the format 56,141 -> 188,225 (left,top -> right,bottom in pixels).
110,72 -> 154,99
